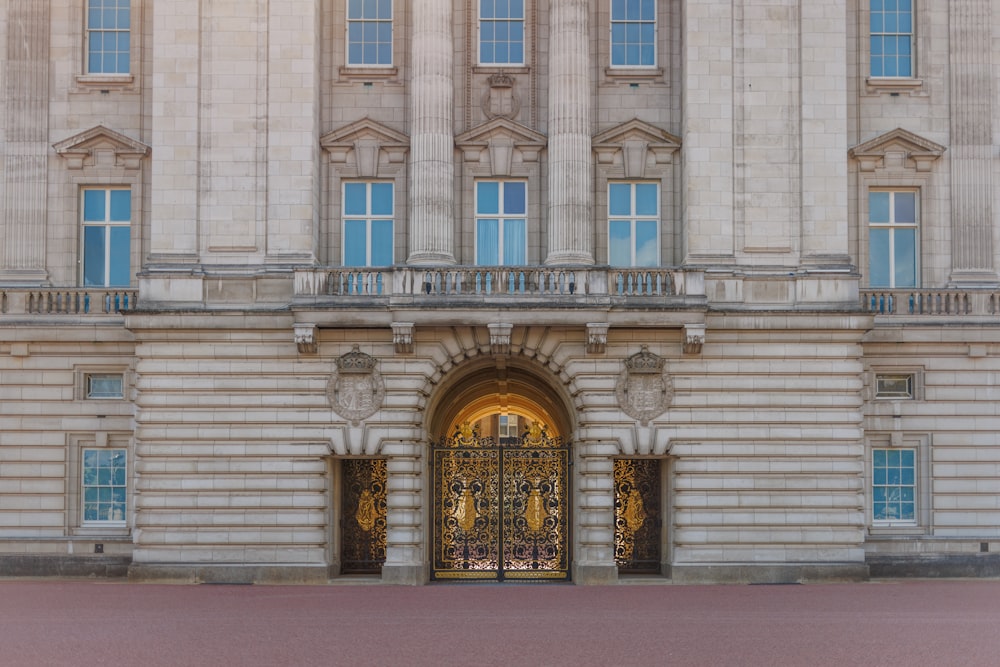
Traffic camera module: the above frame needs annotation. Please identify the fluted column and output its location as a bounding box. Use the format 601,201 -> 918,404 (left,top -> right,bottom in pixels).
0,0 -> 49,284
407,0 -> 456,265
545,0 -> 593,266
949,0 -> 996,283
381,443 -> 427,584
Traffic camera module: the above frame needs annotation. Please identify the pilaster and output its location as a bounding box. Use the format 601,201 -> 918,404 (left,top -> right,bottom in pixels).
381,444 -> 427,585
545,0 -> 593,266
572,440 -> 619,585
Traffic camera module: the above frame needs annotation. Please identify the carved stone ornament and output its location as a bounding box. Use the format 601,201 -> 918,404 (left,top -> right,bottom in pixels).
615,346 -> 673,425
328,346 -> 385,425
481,72 -> 521,120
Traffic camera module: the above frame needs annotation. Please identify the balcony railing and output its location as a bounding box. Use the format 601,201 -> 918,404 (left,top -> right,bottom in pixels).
294,266 -> 705,302
0,288 -> 138,316
861,289 -> 1000,316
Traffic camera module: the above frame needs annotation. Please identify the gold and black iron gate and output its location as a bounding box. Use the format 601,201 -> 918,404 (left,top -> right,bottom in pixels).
614,458 -> 662,574
433,424 -> 570,581
341,459 -> 388,574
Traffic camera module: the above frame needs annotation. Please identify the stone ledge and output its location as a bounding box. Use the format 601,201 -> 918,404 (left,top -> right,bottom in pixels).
128,564 -> 330,585
670,563 -> 869,585
868,554 -> 1000,579
0,555 -> 130,578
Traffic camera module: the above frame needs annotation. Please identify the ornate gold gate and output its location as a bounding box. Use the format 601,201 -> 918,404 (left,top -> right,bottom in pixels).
341,459 -> 388,574
614,458 -> 661,574
433,424 -> 570,581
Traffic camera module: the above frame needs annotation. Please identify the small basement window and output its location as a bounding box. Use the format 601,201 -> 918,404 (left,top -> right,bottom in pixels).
875,374 -> 913,399
87,373 -> 124,399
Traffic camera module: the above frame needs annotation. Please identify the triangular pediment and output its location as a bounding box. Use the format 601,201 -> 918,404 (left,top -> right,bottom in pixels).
320,117 -> 409,149
592,118 -> 681,150
52,125 -> 150,169
455,117 -> 547,149
849,127 -> 946,159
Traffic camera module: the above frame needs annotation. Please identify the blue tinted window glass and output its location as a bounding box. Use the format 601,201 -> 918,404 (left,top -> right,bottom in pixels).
510,21 -> 523,43
503,219 -> 526,265
83,227 -> 106,286
626,23 -> 641,43
869,229 -> 890,286
611,0 -> 626,21
609,184 -> 631,216
871,13 -> 883,33
477,219 -> 499,265
640,0 -> 655,20
364,44 -> 378,64
626,0 -> 640,20
894,192 -> 915,223
109,227 -> 131,286
371,219 -> 393,266
84,190 -> 106,221
635,220 -> 658,267
509,43 -> 523,64
503,182 -> 525,215
118,53 -> 130,74
495,42 -> 509,63
477,182 -> 499,215
378,0 -> 391,20
344,183 -> 367,215
496,0 -> 509,18
370,183 -> 393,216
901,450 -> 915,467
873,449 -> 886,467
481,22 -> 495,42
480,42 -> 493,64
873,465 -> 886,486
363,22 -> 377,43
481,0 -> 494,20
90,6 -> 103,29
109,190 -> 130,221
869,192 -> 890,223
496,21 -> 508,41
344,220 -> 367,266
609,220 -> 631,266
635,184 -> 657,216
894,229 -> 916,287
348,0 -> 363,19
510,0 -> 523,18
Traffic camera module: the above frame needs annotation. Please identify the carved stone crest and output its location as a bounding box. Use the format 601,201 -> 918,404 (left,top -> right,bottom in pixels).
328,346 -> 384,425
615,346 -> 673,425
482,72 -> 521,120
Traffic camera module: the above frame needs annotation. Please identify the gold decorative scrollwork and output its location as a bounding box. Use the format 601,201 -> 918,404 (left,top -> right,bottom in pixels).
341,459 -> 388,573
614,459 -> 661,574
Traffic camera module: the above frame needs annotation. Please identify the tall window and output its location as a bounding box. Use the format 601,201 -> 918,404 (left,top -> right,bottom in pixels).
476,181 -> 526,265
479,0 -> 525,65
347,0 -> 393,66
343,182 -> 394,266
82,188 -> 131,287
868,190 -> 917,287
872,448 -> 916,523
610,0 -> 656,67
609,182 -> 659,267
82,448 -> 127,525
870,0 -> 912,77
86,0 -> 130,74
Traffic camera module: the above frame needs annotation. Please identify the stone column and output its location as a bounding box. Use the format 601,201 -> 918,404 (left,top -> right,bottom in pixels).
381,443 -> 426,584
0,0 -> 49,285
545,0 -> 593,266
407,0 -> 456,265
949,0 -> 996,283
573,441 -> 618,584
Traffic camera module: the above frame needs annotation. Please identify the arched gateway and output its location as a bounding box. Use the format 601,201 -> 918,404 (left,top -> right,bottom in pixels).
427,358 -> 574,581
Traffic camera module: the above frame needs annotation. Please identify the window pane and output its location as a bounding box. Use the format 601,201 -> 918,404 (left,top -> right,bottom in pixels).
83,226 -> 106,286
609,220 -> 631,266
635,220 -> 658,267
370,219 -> 393,266
109,227 -> 131,286
348,0 -> 363,19
869,192 -> 890,223
477,219 -> 499,265
477,182 -> 499,215
503,219 -> 526,265
609,184 -> 632,216
377,0 -> 392,19
894,192 -> 915,223
503,182 -> 525,215
109,190 -> 131,221
84,190 -> 106,221
894,228 -> 916,287
344,219 -> 368,266
611,0 -> 626,21
370,183 -> 393,216
635,184 -> 657,216
344,183 -> 367,215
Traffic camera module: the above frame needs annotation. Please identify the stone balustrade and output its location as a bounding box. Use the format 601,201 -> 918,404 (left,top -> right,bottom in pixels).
861,289 -> 1000,316
0,288 -> 138,316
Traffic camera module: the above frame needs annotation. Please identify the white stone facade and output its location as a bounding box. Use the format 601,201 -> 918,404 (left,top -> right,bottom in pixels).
1,1 -> 999,583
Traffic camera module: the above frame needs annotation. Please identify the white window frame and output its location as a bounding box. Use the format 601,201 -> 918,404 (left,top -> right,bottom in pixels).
86,373 -> 125,400
85,0 -> 131,75
81,187 -> 132,287
609,0 -> 657,69
81,446 -> 128,527
608,181 -> 660,267
871,446 -> 917,526
875,373 -> 913,399
866,434 -> 931,535
342,181 -> 394,267
868,0 -> 913,79
474,180 -> 528,266
477,0 -> 526,67
345,0 -> 394,67
867,188 -> 919,288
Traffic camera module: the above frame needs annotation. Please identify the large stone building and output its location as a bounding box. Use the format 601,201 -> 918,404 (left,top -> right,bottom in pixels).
1,0 -> 999,584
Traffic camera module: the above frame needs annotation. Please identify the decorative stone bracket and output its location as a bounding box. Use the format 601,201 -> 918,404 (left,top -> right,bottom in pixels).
392,322 -> 414,354
488,322 -> 513,355
586,323 -> 609,354
294,323 -> 317,354
683,323 -> 705,355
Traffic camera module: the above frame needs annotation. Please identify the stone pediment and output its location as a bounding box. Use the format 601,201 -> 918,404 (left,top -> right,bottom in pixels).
849,128 -> 946,172
455,117 -> 547,175
592,119 -> 681,178
320,118 -> 409,177
52,125 -> 150,170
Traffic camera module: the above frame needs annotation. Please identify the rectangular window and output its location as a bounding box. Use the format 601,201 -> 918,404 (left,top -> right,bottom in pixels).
868,190 -> 917,287
343,182 -> 394,266
476,181 -> 526,266
870,0 -> 912,77
609,182 -> 659,267
876,374 -> 913,399
872,448 -> 916,524
347,0 -> 393,66
479,0 -> 525,65
87,374 -> 124,399
498,414 -> 519,438
82,188 -> 131,287
610,0 -> 656,67
82,448 -> 127,525
86,0 -> 130,74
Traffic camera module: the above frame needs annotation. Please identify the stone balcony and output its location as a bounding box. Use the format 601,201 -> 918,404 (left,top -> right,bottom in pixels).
0,288 -> 138,319
861,288 -> 1000,320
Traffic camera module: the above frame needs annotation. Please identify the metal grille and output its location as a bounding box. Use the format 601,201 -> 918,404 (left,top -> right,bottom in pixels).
614,458 -> 662,574
341,458 -> 388,574
433,426 -> 569,581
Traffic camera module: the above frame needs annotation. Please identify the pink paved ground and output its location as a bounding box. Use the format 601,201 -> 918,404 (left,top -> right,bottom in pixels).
1,579 -> 998,666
